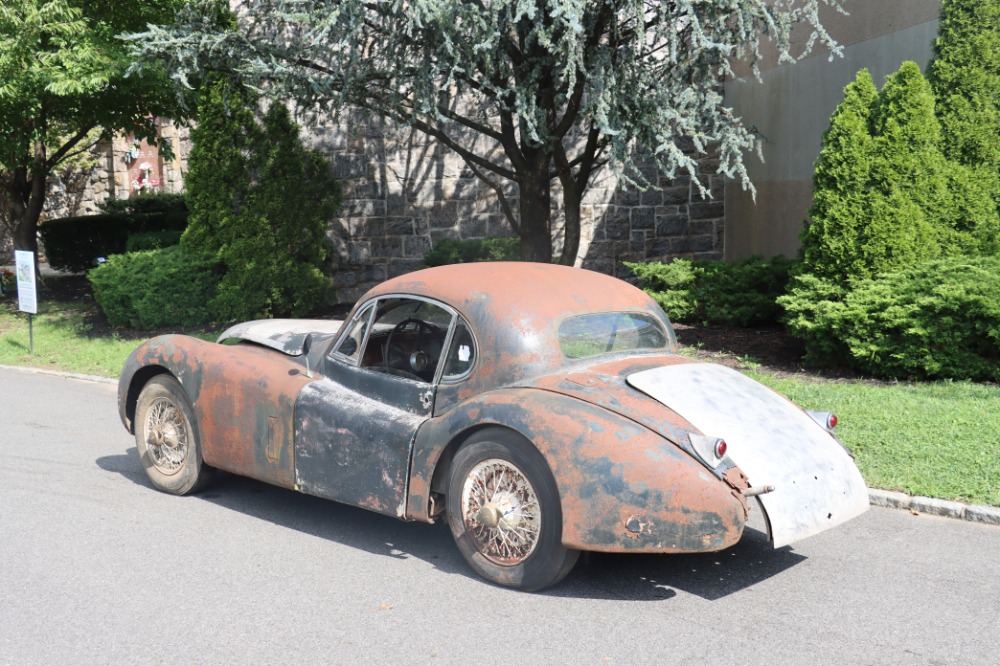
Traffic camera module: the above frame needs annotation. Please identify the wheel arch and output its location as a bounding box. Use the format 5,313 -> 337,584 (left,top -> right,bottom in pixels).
408,388 -> 747,554
123,366 -> 173,434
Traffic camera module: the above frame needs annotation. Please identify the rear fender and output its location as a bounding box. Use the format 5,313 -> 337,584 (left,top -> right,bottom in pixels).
409,389 -> 747,553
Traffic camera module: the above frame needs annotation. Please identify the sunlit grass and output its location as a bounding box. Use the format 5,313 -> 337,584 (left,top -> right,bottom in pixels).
748,372 -> 1000,507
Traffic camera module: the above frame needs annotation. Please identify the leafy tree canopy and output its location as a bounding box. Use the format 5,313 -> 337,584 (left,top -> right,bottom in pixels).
129,0 -> 842,263
0,0 -> 190,260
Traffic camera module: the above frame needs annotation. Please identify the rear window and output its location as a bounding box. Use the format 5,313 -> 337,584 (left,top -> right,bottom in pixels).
559,312 -> 669,359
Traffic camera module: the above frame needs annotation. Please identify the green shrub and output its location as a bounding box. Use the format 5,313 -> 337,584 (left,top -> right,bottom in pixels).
125,229 -> 183,252
780,256 -> 1000,381
183,78 -> 339,321
88,246 -> 221,329
39,209 -> 189,273
99,192 -> 188,217
802,63 -> 1000,287
626,256 -> 794,327
928,0 -> 1000,172
423,237 -> 521,266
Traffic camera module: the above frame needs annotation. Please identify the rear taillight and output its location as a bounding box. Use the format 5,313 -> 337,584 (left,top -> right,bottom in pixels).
688,433 -> 729,470
715,439 -> 728,458
807,410 -> 838,432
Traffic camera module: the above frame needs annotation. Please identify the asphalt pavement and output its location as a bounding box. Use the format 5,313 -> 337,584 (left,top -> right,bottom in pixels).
1,365 -> 998,665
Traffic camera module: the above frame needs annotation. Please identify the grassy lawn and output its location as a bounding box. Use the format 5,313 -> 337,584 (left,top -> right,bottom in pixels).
2,280 -> 997,507
749,373 -> 999,508
0,300 -> 144,377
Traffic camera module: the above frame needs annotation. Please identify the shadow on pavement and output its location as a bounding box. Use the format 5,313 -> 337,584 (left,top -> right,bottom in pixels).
97,449 -> 806,601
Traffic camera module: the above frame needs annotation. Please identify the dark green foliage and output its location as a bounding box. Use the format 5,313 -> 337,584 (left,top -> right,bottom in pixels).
801,70 -> 879,283
802,64 -> 1000,286
626,257 -> 794,327
928,0 -> 1000,172
183,79 -> 340,321
791,56 -> 1000,375
99,193 -> 188,217
781,257 -> 1000,381
88,246 -> 221,329
126,230 -> 183,252
423,237 -> 521,267
40,209 -> 188,272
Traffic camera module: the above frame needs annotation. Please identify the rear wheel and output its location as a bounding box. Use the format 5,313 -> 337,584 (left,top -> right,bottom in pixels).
446,428 -> 579,591
134,375 -> 212,495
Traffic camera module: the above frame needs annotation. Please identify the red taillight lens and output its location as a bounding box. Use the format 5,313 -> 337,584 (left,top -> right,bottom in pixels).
715,439 -> 727,458
828,414 -> 838,429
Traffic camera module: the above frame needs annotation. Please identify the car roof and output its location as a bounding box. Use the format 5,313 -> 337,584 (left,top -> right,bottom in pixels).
360,263 -> 669,388
363,262 -> 655,322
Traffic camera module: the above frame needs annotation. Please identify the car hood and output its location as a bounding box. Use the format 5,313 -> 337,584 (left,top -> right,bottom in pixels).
217,319 -> 345,356
528,356 -> 869,548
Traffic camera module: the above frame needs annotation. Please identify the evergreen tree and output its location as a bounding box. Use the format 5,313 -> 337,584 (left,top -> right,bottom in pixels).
184,78 -> 339,320
801,62 -> 999,286
928,0 -> 1000,172
801,69 -> 879,282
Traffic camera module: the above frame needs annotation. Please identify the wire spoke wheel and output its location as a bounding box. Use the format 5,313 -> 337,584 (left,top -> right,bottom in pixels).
447,428 -> 579,591
143,397 -> 190,474
134,375 -> 212,495
461,459 -> 541,564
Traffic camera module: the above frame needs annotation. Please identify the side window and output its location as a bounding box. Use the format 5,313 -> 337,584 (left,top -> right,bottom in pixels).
442,317 -> 476,381
333,303 -> 374,362
361,297 -> 454,382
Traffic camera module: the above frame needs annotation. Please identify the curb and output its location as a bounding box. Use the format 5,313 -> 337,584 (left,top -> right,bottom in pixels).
0,364 -> 116,385
868,488 -> 1000,526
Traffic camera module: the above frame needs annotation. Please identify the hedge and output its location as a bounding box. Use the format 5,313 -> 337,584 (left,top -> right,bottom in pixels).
780,255 -> 1000,381
88,246 -> 221,329
626,256 -> 794,327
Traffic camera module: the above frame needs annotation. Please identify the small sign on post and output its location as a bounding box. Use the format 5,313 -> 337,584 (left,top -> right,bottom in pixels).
15,250 -> 37,354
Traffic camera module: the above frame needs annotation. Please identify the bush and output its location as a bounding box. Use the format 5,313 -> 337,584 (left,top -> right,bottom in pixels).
40,203 -> 188,273
626,256 -> 794,327
780,256 -> 1000,381
125,230 -> 183,252
99,192 -> 188,217
88,246 -> 221,329
183,78 -> 339,320
423,237 -> 521,266
802,63 -> 1000,286
928,0 -> 1000,172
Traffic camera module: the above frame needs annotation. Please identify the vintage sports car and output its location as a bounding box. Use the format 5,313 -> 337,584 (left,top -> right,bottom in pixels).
118,262 -> 869,590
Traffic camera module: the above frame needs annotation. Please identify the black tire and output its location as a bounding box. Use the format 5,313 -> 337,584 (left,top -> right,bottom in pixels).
134,375 -> 212,495
446,428 -> 579,591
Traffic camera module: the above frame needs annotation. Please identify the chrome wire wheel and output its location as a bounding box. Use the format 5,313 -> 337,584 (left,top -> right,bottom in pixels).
461,458 -> 542,565
142,396 -> 189,475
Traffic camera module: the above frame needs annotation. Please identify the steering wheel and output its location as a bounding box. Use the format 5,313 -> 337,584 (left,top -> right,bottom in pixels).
385,318 -> 435,380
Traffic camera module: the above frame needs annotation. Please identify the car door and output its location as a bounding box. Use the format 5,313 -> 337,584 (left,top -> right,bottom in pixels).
293,296 -> 455,517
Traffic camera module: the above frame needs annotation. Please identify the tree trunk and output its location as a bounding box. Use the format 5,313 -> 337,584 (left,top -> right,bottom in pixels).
517,157 -> 553,262
8,146 -> 47,271
559,181 -> 582,266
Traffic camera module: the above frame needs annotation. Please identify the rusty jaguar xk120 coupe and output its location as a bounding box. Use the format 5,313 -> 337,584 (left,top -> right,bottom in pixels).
118,262 -> 869,590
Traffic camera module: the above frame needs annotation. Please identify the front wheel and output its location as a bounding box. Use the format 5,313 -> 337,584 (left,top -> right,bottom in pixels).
446,428 -> 579,591
134,374 -> 212,495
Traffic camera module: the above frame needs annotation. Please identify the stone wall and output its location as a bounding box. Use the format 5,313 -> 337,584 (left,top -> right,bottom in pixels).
305,115 -> 725,303
41,120 -> 191,221
10,110 -> 725,290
